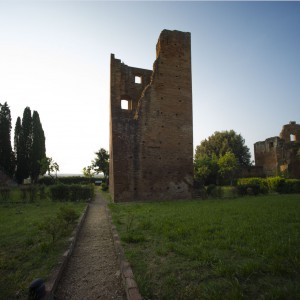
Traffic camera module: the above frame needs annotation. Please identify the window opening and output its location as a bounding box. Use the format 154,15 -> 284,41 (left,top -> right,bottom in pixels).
269,142 -> 274,148
290,134 -> 296,141
121,100 -> 129,110
135,76 -> 142,84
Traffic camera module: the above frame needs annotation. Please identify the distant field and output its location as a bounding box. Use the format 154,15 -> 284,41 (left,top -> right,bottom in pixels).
109,194 -> 300,299
0,199 -> 86,299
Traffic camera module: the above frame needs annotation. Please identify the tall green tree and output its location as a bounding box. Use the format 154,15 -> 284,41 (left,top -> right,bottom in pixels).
15,107 -> 32,183
30,111 -> 46,183
195,130 -> 251,185
194,153 -> 218,184
195,130 -> 251,167
91,148 -> 109,179
0,102 -> 15,176
218,151 -> 238,185
14,117 -> 22,183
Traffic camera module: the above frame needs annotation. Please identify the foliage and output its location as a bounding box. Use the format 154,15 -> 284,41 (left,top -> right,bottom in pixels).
194,153 -> 218,184
57,206 -> 80,226
38,216 -> 63,243
195,130 -> 251,184
195,130 -> 251,167
12,107 -> 47,183
82,165 -> 96,183
49,184 -> 69,201
91,148 -> 109,179
218,151 -> 238,185
0,102 -> 15,176
237,177 -> 268,195
39,157 -> 59,183
15,107 -> 32,183
101,182 -> 109,191
30,111 -> 46,183
0,187 -> 10,202
110,195 -> 300,299
49,184 -> 94,202
0,199 -> 86,299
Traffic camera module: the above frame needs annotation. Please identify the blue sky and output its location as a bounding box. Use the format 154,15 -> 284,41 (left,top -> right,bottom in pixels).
0,1 -> 299,174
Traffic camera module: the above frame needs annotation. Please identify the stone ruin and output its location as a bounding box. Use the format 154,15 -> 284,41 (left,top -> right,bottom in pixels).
109,30 -> 193,202
254,121 -> 300,178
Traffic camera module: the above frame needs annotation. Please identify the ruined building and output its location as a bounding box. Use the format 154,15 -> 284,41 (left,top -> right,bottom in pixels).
254,121 -> 300,178
109,30 -> 193,202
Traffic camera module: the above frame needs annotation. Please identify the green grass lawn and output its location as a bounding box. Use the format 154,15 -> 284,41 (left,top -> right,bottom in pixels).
109,194 -> 300,299
0,198 -> 86,299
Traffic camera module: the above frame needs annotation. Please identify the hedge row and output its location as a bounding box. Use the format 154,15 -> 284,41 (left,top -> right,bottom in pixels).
38,176 -> 98,186
237,177 -> 300,195
49,184 -> 94,202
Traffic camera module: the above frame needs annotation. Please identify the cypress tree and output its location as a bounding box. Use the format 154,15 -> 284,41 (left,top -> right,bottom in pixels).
14,117 -> 22,183
15,107 -> 32,183
30,111 -> 46,183
0,102 -> 15,176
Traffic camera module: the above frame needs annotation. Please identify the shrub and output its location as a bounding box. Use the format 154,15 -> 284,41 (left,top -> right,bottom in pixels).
101,182 -> 108,191
286,179 -> 300,193
57,206 -> 80,226
69,184 -> 94,201
267,177 -> 287,193
206,184 -> 223,198
49,184 -> 94,202
237,178 -> 268,195
49,184 -> 69,201
0,187 -> 10,202
38,216 -> 63,243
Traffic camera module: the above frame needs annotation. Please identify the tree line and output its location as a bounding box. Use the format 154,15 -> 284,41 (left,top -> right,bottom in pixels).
0,102 -> 48,184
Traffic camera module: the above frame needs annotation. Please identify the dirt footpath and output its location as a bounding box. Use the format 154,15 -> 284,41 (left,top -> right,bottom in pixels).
55,193 -> 126,300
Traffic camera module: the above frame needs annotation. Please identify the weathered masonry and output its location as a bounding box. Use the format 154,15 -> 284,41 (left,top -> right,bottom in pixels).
254,121 -> 300,178
109,30 -> 193,202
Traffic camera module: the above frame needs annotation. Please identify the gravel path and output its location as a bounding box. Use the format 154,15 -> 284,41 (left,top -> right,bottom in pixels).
54,193 -> 126,300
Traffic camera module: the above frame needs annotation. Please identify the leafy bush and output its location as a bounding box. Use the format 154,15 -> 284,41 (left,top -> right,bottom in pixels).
38,216 -> 63,243
57,206 -> 80,226
38,176 -> 96,185
267,177 -> 286,193
69,184 -> 94,201
49,184 -> 94,202
0,187 -> 10,202
101,182 -> 108,191
237,178 -> 268,196
49,184 -> 69,201
286,179 -> 300,193
206,184 -> 223,198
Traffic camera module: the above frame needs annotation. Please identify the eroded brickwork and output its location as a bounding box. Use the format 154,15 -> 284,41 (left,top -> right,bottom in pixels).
109,30 -> 193,202
254,121 -> 300,178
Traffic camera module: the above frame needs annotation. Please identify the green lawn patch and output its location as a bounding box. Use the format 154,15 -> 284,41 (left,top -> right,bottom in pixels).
109,194 -> 300,299
0,198 -> 86,299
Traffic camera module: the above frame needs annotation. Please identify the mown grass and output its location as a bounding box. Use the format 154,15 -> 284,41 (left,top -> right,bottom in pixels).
0,197 -> 86,299
109,194 -> 300,299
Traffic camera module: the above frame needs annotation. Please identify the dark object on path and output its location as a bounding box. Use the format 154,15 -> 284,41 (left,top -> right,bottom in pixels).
28,278 -> 45,300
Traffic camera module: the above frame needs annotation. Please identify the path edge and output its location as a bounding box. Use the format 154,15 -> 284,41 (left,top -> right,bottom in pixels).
105,203 -> 143,300
42,203 -> 90,300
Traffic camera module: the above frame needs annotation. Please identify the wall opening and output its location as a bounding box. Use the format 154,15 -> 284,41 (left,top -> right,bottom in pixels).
135,76 -> 142,84
290,134 -> 296,141
269,142 -> 274,148
121,99 -> 130,110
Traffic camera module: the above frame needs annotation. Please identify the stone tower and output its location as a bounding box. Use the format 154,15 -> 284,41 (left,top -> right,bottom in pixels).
254,121 -> 300,178
109,30 -> 193,202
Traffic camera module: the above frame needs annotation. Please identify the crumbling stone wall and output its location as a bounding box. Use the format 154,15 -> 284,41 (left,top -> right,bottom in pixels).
109,30 -> 193,202
254,121 -> 300,178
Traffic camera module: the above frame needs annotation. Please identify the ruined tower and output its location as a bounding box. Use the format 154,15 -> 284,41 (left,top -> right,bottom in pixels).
254,121 -> 300,178
109,30 -> 193,202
